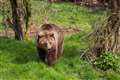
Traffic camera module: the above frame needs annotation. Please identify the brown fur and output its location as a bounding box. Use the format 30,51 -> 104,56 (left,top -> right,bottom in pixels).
36,24 -> 64,65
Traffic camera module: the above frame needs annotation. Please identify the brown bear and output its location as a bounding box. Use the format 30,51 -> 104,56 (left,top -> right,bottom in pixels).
36,24 -> 64,65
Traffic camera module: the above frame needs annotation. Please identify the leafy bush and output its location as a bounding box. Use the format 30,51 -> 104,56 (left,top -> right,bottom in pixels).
94,52 -> 119,71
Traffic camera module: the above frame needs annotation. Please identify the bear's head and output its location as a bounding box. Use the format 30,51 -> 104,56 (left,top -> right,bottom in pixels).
37,30 -> 57,54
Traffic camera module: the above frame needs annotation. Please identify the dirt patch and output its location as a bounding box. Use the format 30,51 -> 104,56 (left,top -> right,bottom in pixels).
62,27 -> 80,34
0,26 -> 80,38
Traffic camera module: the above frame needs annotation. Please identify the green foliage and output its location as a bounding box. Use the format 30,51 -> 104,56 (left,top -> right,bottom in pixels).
31,0 -> 105,31
0,0 -> 11,18
0,0 -> 11,31
0,35 -> 98,80
94,52 -> 120,71
0,35 -> 120,80
0,0 -> 120,80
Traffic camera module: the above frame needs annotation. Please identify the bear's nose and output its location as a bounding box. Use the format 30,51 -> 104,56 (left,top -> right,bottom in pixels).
47,48 -> 53,53
43,43 -> 47,47
48,48 -> 51,51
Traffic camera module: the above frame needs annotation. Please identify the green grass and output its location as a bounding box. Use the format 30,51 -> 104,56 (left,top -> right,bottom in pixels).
0,16 -> 4,31
0,0 -> 120,80
0,35 -> 85,80
31,1 -> 105,31
0,34 -> 120,80
0,35 -> 99,80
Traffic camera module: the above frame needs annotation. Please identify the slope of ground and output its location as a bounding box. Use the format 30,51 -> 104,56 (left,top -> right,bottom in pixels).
0,0 -> 120,80
0,34 -> 120,80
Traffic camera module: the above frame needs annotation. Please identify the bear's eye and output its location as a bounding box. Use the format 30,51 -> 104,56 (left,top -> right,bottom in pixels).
50,34 -> 54,37
38,35 -> 43,38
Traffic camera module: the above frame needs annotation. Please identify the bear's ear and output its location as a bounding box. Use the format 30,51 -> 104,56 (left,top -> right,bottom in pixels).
36,32 -> 41,41
38,35 -> 42,39
38,31 -> 43,36
38,32 -> 44,37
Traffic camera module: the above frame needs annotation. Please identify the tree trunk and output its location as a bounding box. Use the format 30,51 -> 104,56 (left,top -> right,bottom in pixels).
23,0 -> 32,40
10,0 -> 25,40
91,0 -> 120,57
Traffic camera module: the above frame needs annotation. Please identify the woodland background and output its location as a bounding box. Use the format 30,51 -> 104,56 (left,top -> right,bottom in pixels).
0,0 -> 120,80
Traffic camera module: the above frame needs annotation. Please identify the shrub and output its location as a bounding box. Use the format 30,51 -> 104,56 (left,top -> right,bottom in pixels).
94,52 -> 119,71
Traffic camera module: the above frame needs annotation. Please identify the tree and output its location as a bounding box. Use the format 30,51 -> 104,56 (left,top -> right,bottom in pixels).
89,0 -> 120,59
9,0 -> 31,40
10,0 -> 25,40
23,0 -> 32,40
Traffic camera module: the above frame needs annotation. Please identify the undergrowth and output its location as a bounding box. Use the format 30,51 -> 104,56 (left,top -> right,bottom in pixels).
0,0 -> 120,80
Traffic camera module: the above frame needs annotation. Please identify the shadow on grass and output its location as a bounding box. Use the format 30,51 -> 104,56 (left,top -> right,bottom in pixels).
63,33 -> 87,59
63,45 -> 80,58
0,37 -> 39,64
0,35 -> 85,65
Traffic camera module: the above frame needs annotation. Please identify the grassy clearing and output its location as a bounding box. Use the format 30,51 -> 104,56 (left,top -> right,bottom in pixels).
31,1 -> 105,31
0,34 -> 120,80
0,36 -> 98,80
0,0 -> 120,80
0,35 -> 91,80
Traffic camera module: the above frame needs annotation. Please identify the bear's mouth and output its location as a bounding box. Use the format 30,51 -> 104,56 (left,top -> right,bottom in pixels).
47,49 -> 55,53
